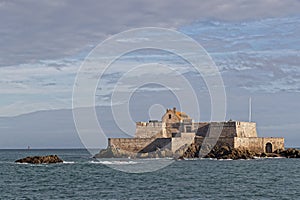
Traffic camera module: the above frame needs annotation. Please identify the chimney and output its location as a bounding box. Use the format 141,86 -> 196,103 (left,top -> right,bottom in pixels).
173,107 -> 176,113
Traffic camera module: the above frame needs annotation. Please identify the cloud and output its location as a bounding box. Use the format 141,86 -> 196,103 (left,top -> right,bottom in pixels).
180,17 -> 300,93
1,0 -> 300,66
1,15 -> 300,116
0,53 -> 83,116
1,0 -> 300,148
1,1 -> 300,116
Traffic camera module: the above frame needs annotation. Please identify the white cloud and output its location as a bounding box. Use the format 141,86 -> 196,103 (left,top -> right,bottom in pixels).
1,1 -> 300,116
1,0 -> 300,66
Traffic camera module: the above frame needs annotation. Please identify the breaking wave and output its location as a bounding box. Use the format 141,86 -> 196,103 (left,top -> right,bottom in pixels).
89,160 -> 139,165
63,161 -> 75,164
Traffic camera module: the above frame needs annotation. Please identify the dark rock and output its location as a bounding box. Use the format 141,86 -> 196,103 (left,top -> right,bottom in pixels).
94,147 -> 115,158
203,146 -> 257,160
221,145 -> 230,153
260,152 -> 267,157
177,156 -> 184,160
279,148 -> 300,158
180,143 -> 258,160
15,155 -> 63,164
274,149 -> 281,154
267,153 -> 279,157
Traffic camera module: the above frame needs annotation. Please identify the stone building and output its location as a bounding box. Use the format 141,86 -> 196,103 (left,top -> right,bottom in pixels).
107,108 -> 284,156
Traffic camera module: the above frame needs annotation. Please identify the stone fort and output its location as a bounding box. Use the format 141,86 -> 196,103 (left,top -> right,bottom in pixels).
107,108 -> 284,156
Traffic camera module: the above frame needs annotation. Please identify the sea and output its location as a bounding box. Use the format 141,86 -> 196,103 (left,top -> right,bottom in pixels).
1,149 -> 300,199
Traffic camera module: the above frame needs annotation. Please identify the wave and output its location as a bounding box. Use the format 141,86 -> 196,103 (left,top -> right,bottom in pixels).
14,161 -> 75,165
63,161 -> 75,164
15,162 -> 29,165
140,157 -> 174,160
15,162 -> 46,166
254,156 -> 285,160
89,160 -> 139,165
185,158 -> 232,161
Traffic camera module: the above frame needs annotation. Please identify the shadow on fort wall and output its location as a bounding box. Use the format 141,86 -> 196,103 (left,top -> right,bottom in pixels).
138,138 -> 171,153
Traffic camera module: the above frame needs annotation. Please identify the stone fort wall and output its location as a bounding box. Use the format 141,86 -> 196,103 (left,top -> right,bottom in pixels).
171,132 -> 195,152
107,117 -> 284,155
108,136 -> 284,155
135,121 -> 165,138
135,121 -> 258,139
196,122 -> 237,138
196,121 -> 257,138
234,137 -> 284,152
195,136 -> 235,149
109,138 -> 171,153
236,122 -> 257,137
194,136 -> 284,153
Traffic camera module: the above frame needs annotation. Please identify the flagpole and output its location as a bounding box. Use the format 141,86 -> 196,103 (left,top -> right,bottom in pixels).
249,97 -> 252,122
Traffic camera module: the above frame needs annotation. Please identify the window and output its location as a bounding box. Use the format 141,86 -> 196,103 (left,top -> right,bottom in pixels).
168,114 -> 172,119
186,126 -> 191,132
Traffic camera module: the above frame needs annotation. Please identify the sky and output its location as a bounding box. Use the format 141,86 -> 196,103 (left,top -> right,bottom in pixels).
0,0 -> 300,149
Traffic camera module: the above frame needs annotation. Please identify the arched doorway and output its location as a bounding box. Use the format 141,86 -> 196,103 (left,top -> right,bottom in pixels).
265,142 -> 273,153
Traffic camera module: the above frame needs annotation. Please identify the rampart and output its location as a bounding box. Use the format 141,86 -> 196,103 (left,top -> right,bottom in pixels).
171,132 -> 195,152
236,122 -> 257,137
194,136 -> 235,149
135,121 -> 165,138
196,121 -> 257,138
109,138 -> 171,153
234,137 -> 284,152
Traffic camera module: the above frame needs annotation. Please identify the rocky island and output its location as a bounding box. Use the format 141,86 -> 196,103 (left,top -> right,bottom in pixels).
15,155 -> 63,164
95,108 -> 299,160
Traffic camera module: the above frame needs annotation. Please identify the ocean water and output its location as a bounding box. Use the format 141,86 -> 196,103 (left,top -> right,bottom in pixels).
1,149 -> 300,199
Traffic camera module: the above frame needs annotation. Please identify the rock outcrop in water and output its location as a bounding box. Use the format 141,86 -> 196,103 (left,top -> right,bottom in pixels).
277,148 -> 300,158
95,147 -> 116,158
180,144 -> 300,160
181,144 -> 260,159
95,143 -> 300,160
15,155 -> 63,164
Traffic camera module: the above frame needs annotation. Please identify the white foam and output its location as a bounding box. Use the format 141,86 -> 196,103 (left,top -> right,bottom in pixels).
63,161 -> 75,164
90,160 -> 138,165
254,156 -> 285,159
15,162 -> 28,165
218,158 -> 233,161
139,157 -> 173,161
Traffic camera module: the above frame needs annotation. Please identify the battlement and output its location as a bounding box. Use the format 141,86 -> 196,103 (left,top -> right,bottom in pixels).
136,120 -> 164,127
135,120 -> 166,138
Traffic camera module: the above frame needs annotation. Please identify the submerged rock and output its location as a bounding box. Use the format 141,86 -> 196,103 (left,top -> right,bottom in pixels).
15,155 -> 63,164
